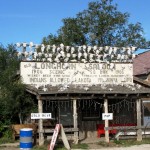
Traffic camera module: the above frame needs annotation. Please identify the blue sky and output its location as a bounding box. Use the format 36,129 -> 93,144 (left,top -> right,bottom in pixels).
0,0 -> 150,50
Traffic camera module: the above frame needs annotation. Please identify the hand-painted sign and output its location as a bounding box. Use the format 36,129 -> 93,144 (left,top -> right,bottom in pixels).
102,113 -> 113,120
31,113 -> 51,119
20,62 -> 133,87
48,124 -> 61,150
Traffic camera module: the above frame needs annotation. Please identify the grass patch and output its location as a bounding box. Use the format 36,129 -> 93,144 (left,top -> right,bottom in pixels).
71,143 -> 88,149
98,141 -> 117,147
0,137 -> 15,144
97,138 -> 150,148
32,145 -> 47,150
113,138 -> 150,147
32,141 -> 88,150
0,126 -> 15,144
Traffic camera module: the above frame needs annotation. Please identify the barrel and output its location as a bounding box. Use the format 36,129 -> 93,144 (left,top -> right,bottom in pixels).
20,128 -> 33,150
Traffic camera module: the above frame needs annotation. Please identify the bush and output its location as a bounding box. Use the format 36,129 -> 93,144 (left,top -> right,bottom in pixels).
0,123 -> 14,144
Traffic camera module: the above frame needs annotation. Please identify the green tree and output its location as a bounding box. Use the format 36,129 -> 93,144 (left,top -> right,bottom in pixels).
42,0 -> 149,48
58,18 -> 87,46
0,45 -> 37,125
42,34 -> 62,45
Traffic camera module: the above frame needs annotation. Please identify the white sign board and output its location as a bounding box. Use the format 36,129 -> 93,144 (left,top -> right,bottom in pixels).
49,124 -> 61,150
102,113 -> 113,120
31,113 -> 51,119
20,62 -> 133,87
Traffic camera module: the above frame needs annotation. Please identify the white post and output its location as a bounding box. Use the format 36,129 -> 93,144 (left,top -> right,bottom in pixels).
104,99 -> 109,143
38,96 -> 44,146
73,99 -> 78,144
137,99 -> 142,141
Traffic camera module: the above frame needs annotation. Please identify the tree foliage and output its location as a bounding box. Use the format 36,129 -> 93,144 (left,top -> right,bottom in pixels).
42,0 -> 149,48
0,45 -> 37,125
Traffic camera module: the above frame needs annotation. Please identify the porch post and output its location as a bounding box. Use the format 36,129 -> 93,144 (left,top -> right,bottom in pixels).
104,99 -> 109,143
73,99 -> 78,144
37,95 -> 44,146
136,99 -> 142,141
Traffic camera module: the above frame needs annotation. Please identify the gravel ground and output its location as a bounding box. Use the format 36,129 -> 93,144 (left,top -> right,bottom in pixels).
1,141 -> 150,150
88,143 -> 150,150
1,144 -> 150,150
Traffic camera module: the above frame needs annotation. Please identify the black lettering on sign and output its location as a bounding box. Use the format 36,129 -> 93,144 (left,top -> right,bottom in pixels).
30,78 -> 47,83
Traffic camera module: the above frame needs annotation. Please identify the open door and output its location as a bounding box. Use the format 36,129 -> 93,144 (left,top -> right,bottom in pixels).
143,100 -> 150,126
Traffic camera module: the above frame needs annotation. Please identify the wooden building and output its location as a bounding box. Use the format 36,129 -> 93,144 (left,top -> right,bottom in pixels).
17,44 -> 150,145
133,50 -> 150,130
25,75 -> 150,145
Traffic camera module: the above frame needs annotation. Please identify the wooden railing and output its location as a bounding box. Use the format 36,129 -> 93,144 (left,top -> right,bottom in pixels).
11,124 -> 37,145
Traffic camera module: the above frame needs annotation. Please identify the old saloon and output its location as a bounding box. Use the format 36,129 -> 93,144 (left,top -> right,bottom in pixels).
17,43 -> 150,145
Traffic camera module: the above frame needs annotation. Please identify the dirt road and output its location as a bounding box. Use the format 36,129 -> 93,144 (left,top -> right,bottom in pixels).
1,143 -> 150,150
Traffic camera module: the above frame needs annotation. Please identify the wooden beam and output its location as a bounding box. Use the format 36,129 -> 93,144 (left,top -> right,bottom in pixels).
142,98 -> 150,100
108,95 -> 142,99
37,94 -> 145,101
136,99 -> 142,141
73,99 -> 78,144
39,128 -> 79,133
39,95 -> 98,100
26,89 -> 38,96
104,99 -> 109,143
38,96 -> 44,146
106,126 -> 150,130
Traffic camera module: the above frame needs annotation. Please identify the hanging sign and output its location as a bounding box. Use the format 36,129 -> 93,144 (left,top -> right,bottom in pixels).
102,113 -> 113,120
31,113 -> 51,119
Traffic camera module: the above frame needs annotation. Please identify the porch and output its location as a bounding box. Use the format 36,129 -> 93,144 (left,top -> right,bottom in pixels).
26,77 -> 150,145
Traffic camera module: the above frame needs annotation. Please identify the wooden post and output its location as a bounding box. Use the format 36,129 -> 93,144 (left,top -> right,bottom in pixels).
38,96 -> 44,146
104,99 -> 109,143
136,99 -> 142,141
73,99 -> 78,144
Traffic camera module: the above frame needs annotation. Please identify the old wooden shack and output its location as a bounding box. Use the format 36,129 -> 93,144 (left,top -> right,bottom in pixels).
25,76 -> 150,145
17,43 -> 150,145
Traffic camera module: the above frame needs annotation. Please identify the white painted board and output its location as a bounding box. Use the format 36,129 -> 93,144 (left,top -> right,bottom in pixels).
102,113 -> 113,120
20,62 -> 133,87
31,113 -> 51,119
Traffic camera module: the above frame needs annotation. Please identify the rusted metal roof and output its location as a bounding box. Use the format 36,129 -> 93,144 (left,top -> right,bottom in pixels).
133,50 -> 150,75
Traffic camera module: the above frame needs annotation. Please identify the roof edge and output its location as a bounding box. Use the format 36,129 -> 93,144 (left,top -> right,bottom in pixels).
133,76 -> 150,87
